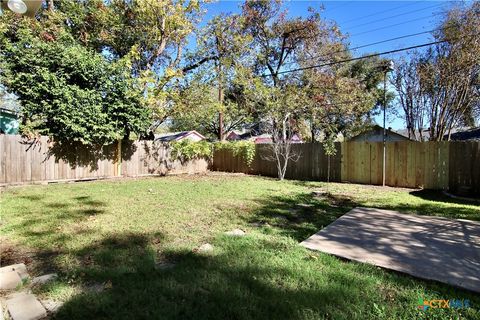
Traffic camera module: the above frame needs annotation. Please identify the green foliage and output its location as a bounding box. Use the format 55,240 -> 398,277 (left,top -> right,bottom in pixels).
0,13 -> 150,145
170,140 -> 213,161
215,141 -> 256,167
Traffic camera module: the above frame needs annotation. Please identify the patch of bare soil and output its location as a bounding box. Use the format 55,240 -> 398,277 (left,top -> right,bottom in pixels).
0,237 -> 60,278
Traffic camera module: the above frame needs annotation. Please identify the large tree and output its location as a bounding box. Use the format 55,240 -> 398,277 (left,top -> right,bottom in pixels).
240,0 -> 348,140
394,2 -> 480,141
177,13 -> 251,139
24,0 -> 205,132
0,9 -> 149,144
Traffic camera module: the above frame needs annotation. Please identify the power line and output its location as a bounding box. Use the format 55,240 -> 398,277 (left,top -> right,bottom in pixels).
281,27 -> 447,69
280,10 -> 444,68
350,14 -> 438,37
261,39 -> 449,78
347,3 -> 443,30
340,1 -> 422,25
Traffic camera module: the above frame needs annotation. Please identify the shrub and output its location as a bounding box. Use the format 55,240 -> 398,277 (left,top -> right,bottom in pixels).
214,141 -> 256,167
170,140 -> 213,162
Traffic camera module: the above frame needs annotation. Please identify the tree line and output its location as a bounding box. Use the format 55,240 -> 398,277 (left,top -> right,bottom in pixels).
0,0 -> 478,147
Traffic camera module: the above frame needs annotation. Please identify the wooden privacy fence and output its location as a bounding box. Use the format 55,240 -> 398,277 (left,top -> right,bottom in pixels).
212,141 -> 480,195
0,135 -> 208,186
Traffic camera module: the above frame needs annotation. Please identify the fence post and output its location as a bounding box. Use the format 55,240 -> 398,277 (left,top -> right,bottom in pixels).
116,139 -> 122,177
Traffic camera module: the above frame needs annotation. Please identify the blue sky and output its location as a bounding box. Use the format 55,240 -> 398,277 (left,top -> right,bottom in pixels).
197,1 -> 459,129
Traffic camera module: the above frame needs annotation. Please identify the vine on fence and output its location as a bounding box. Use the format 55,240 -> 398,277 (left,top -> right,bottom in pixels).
215,141 -> 256,167
169,140 -> 256,167
170,140 -> 213,161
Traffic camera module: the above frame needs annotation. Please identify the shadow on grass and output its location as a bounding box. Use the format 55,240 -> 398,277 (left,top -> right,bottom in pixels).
48,232 -> 480,320
244,187 -> 479,244
410,189 -> 480,206
386,190 -> 480,221
0,194 -> 108,272
245,192 -> 352,241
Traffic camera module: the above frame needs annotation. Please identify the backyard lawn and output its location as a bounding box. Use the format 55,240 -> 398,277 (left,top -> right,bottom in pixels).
1,174 -> 479,319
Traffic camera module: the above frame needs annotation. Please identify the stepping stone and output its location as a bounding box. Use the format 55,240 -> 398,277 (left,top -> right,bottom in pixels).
0,264 -> 29,280
225,229 -> 246,237
40,299 -> 63,313
196,243 -> 213,253
6,293 -> 47,320
31,274 -> 58,286
0,271 -> 22,290
312,190 -> 327,197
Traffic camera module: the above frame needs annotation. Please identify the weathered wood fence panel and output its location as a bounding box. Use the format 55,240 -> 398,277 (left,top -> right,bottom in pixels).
449,142 -> 480,195
212,143 -> 342,182
340,141 -> 449,189
213,141 -> 479,194
0,135 -> 207,186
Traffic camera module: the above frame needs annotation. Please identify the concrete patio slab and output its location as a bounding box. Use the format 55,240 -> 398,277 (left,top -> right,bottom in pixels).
6,293 -> 47,320
300,207 -> 480,293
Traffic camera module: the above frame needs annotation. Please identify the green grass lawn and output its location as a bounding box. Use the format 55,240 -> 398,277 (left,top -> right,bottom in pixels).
1,174 -> 479,319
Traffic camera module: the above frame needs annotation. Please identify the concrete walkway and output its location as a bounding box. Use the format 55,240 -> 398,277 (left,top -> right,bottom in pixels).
300,207 -> 480,293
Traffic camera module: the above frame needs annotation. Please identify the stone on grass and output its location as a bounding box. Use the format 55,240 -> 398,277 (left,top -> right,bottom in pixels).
196,243 -> 214,253
0,264 -> 29,280
312,190 -> 327,197
40,299 -> 63,313
0,271 -> 22,290
31,273 -> 58,286
6,293 -> 47,320
225,229 -> 246,237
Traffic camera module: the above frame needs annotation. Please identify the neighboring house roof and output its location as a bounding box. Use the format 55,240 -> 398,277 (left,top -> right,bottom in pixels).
394,127 -> 480,141
349,125 -> 411,142
226,131 -> 241,140
227,131 -> 303,144
154,130 -> 205,142
252,134 -> 273,144
395,128 -> 431,141
290,133 -> 303,143
445,127 -> 480,141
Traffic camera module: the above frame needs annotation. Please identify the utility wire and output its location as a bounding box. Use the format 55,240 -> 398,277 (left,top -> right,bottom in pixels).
350,14 -> 439,37
261,39 -> 450,78
347,3 -> 444,30
280,26 -> 450,69
340,1 -> 422,25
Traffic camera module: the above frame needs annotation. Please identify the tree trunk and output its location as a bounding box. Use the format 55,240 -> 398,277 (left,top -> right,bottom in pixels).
217,64 -> 224,141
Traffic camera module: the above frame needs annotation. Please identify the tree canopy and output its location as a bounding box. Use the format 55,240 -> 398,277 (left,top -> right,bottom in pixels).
1,0 -> 477,146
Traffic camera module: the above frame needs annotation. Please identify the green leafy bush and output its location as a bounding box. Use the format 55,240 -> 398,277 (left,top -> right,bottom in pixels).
170,140 -> 213,162
214,141 -> 256,167
0,15 -> 150,145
